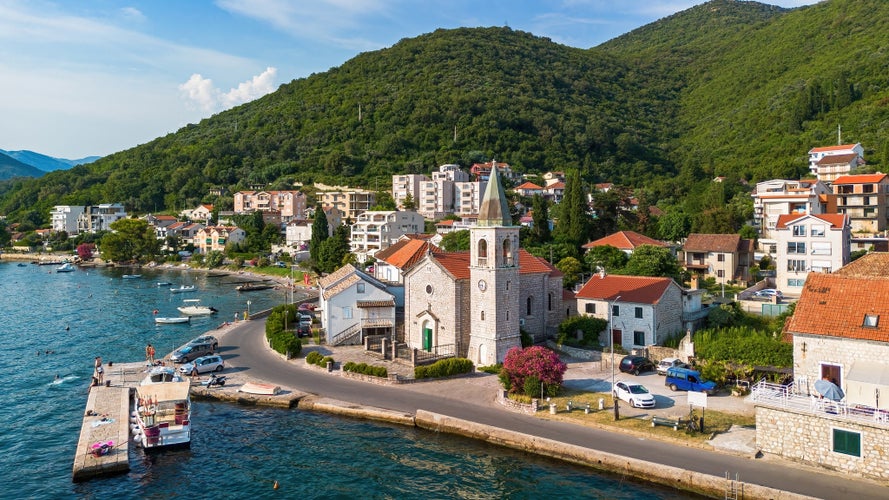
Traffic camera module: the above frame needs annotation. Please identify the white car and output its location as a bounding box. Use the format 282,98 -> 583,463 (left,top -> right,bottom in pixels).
179,354 -> 224,374
656,357 -> 686,376
612,381 -> 656,409
753,288 -> 783,299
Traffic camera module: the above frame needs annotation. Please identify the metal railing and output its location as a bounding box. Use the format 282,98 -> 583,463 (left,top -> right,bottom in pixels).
330,322 -> 361,346
751,379 -> 889,428
414,343 -> 456,366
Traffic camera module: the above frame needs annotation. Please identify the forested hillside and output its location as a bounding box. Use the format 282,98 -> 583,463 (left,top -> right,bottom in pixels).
3,0 -> 889,224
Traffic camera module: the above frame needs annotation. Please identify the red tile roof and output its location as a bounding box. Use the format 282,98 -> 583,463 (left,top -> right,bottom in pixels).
574,273 -> 675,305
374,239 -> 435,270
545,181 -> 565,190
809,144 -> 859,153
835,252 -> 889,277
431,249 -> 560,280
816,153 -> 859,165
582,230 -> 666,250
516,182 -> 543,190
683,233 -> 745,253
786,272 -> 889,343
436,220 -> 456,226
775,213 -> 847,230
832,173 -> 888,185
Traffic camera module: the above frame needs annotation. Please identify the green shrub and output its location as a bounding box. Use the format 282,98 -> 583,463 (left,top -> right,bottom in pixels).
478,364 -> 502,374
520,329 -> 533,347
414,358 -> 474,379
694,326 -> 792,367
523,375 -> 542,398
343,361 -> 387,378
305,351 -> 323,365
556,316 -> 608,348
498,368 -> 512,392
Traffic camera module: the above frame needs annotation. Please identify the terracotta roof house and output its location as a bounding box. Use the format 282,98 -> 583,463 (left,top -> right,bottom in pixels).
574,272 -> 705,349
807,143 -> 864,181
515,182 -> 544,197
373,238 -> 436,285
832,173 -> 889,235
317,264 -> 395,346
774,213 -> 850,294
753,253 -> 889,481
582,230 -> 667,255
682,233 -> 754,285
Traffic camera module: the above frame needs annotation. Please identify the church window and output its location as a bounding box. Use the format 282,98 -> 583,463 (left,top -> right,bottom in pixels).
527,297 -> 532,315
477,239 -> 488,266
548,292 -> 552,311
506,311 -> 509,321
506,280 -> 510,290
502,238 -> 512,266
425,284 -> 433,295
480,311 -> 485,321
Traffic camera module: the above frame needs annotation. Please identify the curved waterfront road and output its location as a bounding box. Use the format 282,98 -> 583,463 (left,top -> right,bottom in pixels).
222,320 -> 886,499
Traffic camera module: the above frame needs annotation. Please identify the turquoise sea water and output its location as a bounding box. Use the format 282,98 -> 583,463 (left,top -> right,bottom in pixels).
0,262 -> 691,499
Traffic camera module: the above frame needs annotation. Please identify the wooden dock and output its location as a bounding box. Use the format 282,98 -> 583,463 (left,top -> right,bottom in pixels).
71,362 -> 149,482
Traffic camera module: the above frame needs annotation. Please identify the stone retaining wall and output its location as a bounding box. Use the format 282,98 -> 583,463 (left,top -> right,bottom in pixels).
546,340 -> 601,360
416,410 -> 816,500
496,390 -> 538,414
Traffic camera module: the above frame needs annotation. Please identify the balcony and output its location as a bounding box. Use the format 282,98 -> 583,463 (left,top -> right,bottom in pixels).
751,380 -> 889,428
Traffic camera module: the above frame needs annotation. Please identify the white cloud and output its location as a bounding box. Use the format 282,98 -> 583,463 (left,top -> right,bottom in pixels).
180,67 -> 279,112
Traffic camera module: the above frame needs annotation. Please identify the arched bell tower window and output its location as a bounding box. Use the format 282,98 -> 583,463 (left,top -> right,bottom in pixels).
502,238 -> 512,266
527,296 -> 532,315
477,238 -> 488,266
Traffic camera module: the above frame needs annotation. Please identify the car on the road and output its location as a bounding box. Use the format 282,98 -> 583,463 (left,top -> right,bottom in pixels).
656,357 -> 686,376
179,354 -> 224,374
753,288 -> 783,299
618,355 -> 655,375
170,341 -> 215,363
612,380 -> 656,408
187,335 -> 219,351
665,367 -> 717,395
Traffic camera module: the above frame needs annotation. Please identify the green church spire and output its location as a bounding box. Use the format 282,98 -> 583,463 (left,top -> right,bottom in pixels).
477,160 -> 511,227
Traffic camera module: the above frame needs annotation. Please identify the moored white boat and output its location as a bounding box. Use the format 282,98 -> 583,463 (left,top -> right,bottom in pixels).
122,274 -> 142,279
154,316 -> 191,324
132,380 -> 191,449
170,285 -> 196,293
56,263 -> 75,273
177,299 -> 217,316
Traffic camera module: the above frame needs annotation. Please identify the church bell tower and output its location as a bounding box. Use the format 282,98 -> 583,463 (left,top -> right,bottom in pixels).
468,161 -> 521,365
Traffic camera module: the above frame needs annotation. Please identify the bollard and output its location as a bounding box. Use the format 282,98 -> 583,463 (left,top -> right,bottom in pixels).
326,361 -> 332,372
549,403 -> 556,415
598,398 -> 605,410
584,405 -> 590,414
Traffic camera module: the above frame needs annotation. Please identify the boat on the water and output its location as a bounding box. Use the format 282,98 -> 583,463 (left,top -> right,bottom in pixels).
132,380 -> 191,449
56,263 -> 75,273
156,281 -> 173,286
122,274 -> 142,279
154,316 -> 191,324
235,283 -> 274,292
170,285 -> 196,293
177,299 -> 217,316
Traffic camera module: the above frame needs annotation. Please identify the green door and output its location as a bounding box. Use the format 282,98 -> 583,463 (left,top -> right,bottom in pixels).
422,327 -> 432,352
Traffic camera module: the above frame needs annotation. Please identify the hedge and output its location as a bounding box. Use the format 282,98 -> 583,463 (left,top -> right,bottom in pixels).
305,351 -> 333,368
342,361 -> 387,378
265,304 -> 302,357
414,357 -> 474,379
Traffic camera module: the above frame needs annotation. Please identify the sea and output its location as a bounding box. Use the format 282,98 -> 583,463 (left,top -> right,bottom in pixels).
0,261 -> 692,499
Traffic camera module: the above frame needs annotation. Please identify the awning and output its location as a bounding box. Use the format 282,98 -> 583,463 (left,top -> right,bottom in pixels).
847,361 -> 889,385
846,361 -> 889,409
356,299 -> 395,308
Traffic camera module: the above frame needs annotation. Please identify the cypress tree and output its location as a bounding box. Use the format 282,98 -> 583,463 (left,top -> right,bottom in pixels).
310,205 -> 330,263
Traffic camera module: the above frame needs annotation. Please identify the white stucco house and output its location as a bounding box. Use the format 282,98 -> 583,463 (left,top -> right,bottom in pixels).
774,213 -> 850,295
317,264 -> 395,346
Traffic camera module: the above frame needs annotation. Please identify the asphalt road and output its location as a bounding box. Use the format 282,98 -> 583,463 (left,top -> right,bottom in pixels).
221,320 -> 887,499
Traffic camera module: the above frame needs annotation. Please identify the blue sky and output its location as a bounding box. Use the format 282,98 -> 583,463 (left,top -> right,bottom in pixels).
0,0 -> 819,159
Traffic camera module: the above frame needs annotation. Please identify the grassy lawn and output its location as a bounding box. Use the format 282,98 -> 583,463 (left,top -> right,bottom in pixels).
533,388 -> 755,444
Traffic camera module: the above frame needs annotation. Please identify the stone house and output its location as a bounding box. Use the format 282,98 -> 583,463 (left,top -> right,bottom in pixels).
773,213 -> 850,294
681,233 -> 754,286
317,264 -> 395,346
753,253 -> 889,481
574,272 -> 692,349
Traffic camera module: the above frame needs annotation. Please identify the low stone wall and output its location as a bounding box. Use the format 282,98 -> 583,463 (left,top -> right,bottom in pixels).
497,390 -> 538,414
416,410 -> 816,500
756,405 -> 889,481
298,396 -> 415,426
546,341 -> 601,360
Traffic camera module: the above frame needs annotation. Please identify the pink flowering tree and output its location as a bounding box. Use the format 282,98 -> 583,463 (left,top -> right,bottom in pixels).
500,346 -> 567,397
76,243 -> 96,261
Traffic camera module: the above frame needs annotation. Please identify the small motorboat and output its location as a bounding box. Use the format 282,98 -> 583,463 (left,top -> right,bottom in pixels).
155,316 -> 191,324
236,283 -> 274,292
122,274 -> 142,279
56,263 -> 75,273
156,281 -> 173,287
177,299 -> 217,316
170,285 -> 197,293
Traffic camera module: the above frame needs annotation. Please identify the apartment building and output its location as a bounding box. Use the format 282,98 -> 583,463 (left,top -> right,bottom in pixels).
832,173 -> 889,235
50,205 -> 85,235
752,179 -> 832,245
349,210 -> 424,262
318,189 -> 375,221
233,190 -> 306,221
808,143 -> 864,182
774,213 -> 850,294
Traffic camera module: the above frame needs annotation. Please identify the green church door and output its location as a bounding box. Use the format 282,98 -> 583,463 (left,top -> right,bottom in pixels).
422,327 -> 432,352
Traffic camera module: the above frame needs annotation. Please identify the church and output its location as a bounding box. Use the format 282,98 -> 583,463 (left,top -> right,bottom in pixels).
402,164 -> 565,365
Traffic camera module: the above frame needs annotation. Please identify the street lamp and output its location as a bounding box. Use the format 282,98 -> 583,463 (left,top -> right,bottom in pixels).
246,300 -> 252,320
610,295 -> 622,421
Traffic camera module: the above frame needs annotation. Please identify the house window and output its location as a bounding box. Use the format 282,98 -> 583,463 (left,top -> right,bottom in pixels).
612,305 -> 620,317
585,303 -> 596,314
811,242 -> 831,255
864,314 -> 879,328
792,225 -> 806,236
811,225 -> 825,237
787,278 -> 805,287
633,331 -> 645,346
717,254 -> 725,262
717,269 -> 724,278
787,259 -> 806,272
832,428 -> 861,457
787,242 -> 806,254
356,283 -> 365,294
343,306 -> 352,319
634,307 -> 643,319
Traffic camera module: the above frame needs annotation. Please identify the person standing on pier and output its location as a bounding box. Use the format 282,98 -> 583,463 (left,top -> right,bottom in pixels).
145,344 -> 155,364
94,356 -> 104,385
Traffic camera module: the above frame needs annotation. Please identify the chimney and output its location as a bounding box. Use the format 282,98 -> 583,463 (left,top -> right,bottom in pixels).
690,274 -> 699,290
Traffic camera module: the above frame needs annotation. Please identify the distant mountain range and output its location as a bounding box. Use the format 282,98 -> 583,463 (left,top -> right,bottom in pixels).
0,149 -> 100,180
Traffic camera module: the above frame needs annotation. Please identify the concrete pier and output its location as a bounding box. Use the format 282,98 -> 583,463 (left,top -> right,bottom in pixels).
71,362 -> 147,482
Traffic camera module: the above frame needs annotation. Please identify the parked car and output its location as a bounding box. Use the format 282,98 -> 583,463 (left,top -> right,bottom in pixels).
179,354 -> 224,374
299,313 -> 313,326
619,355 -> 655,375
665,367 -> 717,395
753,288 -> 783,299
612,381 -> 656,408
298,302 -> 315,311
170,341 -> 215,363
187,335 -> 219,351
656,357 -> 686,376
296,324 -> 312,337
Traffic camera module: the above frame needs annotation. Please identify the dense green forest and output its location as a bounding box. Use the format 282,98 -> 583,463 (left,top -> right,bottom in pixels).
2,0 -> 889,224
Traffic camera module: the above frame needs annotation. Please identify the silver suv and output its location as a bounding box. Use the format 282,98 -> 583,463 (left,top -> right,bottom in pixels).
170,342 -> 215,363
